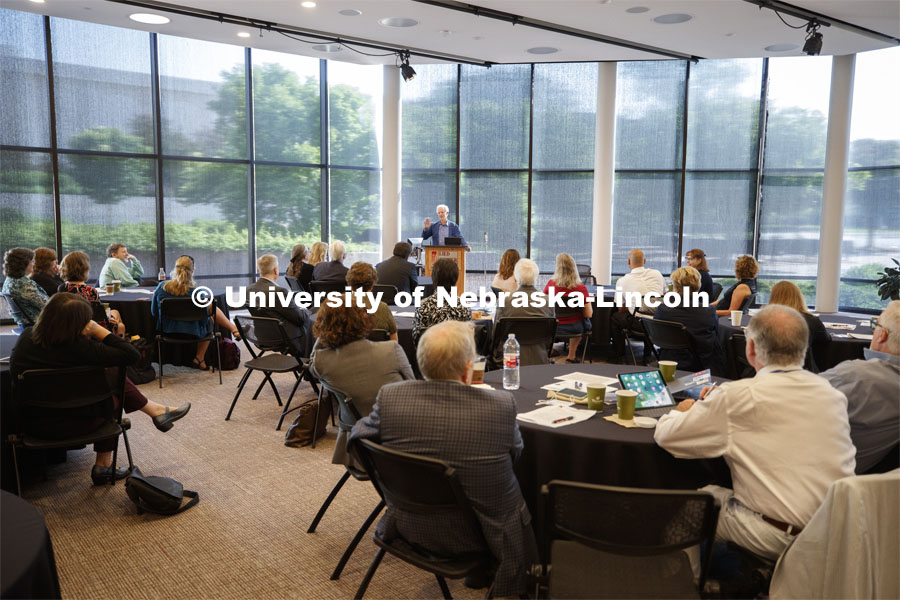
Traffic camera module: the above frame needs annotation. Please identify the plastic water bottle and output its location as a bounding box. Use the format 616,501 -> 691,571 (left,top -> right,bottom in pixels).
503,333 -> 520,390
158,268 -> 166,282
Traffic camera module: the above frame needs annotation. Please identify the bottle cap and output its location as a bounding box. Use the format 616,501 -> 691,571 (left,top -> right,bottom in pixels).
508,333 -> 515,338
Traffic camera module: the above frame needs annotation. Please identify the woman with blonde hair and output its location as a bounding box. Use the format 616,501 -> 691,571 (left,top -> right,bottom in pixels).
31,247 -> 64,297
716,255 -> 759,317
151,256 -> 239,370
308,241 -> 328,266
491,249 -> 520,293
286,244 -> 315,290
768,280 -> 829,371
543,253 -> 593,363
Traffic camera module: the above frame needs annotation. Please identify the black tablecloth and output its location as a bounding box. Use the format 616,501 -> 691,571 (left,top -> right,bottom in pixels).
718,311 -> 870,370
0,491 -> 62,599
484,363 -> 730,512
2,335 -> 18,493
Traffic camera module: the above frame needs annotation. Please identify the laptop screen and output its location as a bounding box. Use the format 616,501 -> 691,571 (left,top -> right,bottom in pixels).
444,237 -> 462,246
617,371 -> 676,410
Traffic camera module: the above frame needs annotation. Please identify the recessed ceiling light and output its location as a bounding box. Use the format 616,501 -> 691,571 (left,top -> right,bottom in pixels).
626,6 -> 649,13
765,43 -> 799,52
654,13 -> 692,24
527,47 -> 559,54
129,13 -> 170,25
237,32 -> 251,38
379,17 -> 419,28
28,0 -> 46,4
301,1 -> 317,7
311,43 -> 342,52
339,9 -> 361,16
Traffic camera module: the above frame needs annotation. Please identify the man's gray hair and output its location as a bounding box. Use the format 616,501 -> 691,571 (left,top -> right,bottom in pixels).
417,320 -> 476,381
436,204 -> 449,213
329,240 -> 346,263
257,254 -> 278,275
514,258 -> 539,287
878,300 -> 900,354
746,304 -> 809,366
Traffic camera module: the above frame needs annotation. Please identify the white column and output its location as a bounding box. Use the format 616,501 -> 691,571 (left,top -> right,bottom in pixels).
382,66 -> 402,260
815,54 -> 855,313
591,62 -> 617,285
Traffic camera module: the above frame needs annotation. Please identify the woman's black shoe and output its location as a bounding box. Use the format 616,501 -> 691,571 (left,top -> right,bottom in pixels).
152,402 -> 191,432
91,465 -> 131,486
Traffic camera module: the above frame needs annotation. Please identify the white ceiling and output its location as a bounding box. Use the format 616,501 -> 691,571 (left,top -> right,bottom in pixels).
6,0 -> 900,65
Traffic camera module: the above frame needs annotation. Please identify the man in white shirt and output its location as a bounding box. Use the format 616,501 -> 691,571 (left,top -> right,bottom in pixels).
609,249 -> 666,362
654,304 -> 856,559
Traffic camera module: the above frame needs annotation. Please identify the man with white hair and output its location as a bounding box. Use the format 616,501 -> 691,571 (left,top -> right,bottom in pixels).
493,258 -> 555,365
349,320 -> 536,596
311,240 -> 349,283
821,300 -> 900,473
655,304 -> 856,559
249,254 -> 313,356
609,248 -> 666,363
422,204 -> 470,251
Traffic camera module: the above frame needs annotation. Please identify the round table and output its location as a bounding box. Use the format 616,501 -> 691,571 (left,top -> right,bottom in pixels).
718,311 -> 870,370
483,363 -> 730,512
0,491 -> 62,599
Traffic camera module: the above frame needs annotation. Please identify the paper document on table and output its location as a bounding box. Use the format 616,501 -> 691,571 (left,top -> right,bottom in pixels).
119,288 -> 155,295
554,372 -> 619,387
392,311 -> 417,317
847,332 -> 874,340
823,322 -> 855,330
541,380 -> 617,397
516,406 -> 593,428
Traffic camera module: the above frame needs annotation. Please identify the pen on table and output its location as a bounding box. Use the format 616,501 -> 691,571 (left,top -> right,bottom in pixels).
552,416 -> 575,424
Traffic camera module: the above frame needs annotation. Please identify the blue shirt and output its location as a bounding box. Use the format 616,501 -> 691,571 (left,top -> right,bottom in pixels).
151,282 -> 211,337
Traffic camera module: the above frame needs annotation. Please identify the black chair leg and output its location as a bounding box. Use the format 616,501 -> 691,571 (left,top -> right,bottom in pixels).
436,575 -> 452,600
354,547 -> 385,600
251,376 -> 268,400
330,499 -> 386,580
225,369 -> 252,421
311,387 -> 325,449
277,376 -> 304,431
307,470 -> 351,533
215,333 -> 222,385
120,430 -> 135,470
157,338 -> 164,388
11,443 -> 22,497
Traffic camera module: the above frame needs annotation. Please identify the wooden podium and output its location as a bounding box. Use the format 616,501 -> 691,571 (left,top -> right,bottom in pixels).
423,245 -> 466,294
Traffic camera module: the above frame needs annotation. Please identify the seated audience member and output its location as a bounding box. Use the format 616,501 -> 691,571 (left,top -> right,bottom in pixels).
655,305 -> 856,560
31,247 -> 64,297
10,293 -> 190,485
58,251 -> 125,335
286,244 -> 315,290
653,266 -> 724,375
768,280 -> 829,371
151,256 -> 240,370
308,241 -> 328,267
349,320 -> 537,596
98,243 -> 144,288
684,248 -> 713,298
375,242 -> 417,294
491,249 -> 520,294
248,254 -> 313,357
544,253 -> 593,363
312,240 -> 350,283
821,301 -> 900,474
310,303 -> 413,467
346,262 -> 398,341
2,248 -> 48,327
716,255 -> 759,317
609,248 -> 666,363
493,258 -> 555,366
412,257 -> 471,345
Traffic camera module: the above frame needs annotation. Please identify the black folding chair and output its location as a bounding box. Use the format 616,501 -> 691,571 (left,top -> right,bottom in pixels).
156,297 -> 222,388
641,318 -> 703,371
726,333 -> 755,380
492,317 -> 557,367
738,292 -> 757,313
306,384 -> 386,581
624,313 -> 659,366
353,439 -> 495,599
310,280 -> 349,295
9,366 -> 134,495
576,264 -> 597,286
368,329 -> 390,342
554,305 -> 592,363
284,275 -> 306,293
532,480 -> 719,599
0,292 -> 34,333
225,315 -> 319,430
710,282 -> 723,303
373,284 -> 399,306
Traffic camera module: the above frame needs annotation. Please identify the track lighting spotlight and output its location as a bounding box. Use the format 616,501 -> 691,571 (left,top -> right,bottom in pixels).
398,50 -> 416,81
803,20 -> 823,55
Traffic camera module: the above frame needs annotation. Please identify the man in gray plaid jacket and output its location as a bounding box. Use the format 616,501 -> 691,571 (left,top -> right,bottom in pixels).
349,320 -> 537,596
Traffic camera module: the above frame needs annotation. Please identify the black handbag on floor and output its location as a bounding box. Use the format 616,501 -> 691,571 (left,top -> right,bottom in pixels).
125,467 -> 199,515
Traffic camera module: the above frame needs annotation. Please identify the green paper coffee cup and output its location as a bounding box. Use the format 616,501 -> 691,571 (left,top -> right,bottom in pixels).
659,360 -> 677,382
587,384 -> 606,411
616,389 -> 637,421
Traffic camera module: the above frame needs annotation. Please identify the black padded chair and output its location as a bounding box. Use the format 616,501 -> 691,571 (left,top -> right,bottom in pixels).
492,317 -> 557,367
738,292 -> 757,313
1,292 -> 34,334
553,305 -> 592,363
576,264 -> 597,286
367,329 -> 390,342
310,280 -> 349,295
623,314 -> 659,366
532,480 -> 719,599
352,438 -> 494,599
226,315 -> 318,430
9,366 -> 134,495
710,282 -> 723,303
284,275 -> 305,293
306,384 -> 386,581
372,284 -> 399,306
726,333 -> 755,380
641,318 -> 703,371
156,297 -> 222,388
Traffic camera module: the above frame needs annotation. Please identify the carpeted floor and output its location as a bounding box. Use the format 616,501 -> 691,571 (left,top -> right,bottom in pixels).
17,340 -> 488,600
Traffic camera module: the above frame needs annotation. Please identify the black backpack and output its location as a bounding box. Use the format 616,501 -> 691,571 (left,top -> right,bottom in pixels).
125,467 -> 199,515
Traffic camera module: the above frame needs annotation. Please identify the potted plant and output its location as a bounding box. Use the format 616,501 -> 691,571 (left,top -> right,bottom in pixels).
876,258 -> 900,301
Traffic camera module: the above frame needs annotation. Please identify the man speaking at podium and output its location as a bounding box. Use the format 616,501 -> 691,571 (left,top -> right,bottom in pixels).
422,204 -> 471,252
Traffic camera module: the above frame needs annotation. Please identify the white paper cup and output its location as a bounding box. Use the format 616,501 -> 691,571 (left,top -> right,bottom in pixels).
731,310 -> 743,327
